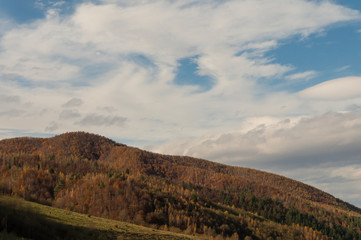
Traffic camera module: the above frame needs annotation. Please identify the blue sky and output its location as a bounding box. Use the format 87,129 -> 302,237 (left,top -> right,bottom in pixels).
267,23 -> 361,91
1,0 -> 361,207
174,57 -> 214,92
0,0 -> 83,23
0,1 -> 44,23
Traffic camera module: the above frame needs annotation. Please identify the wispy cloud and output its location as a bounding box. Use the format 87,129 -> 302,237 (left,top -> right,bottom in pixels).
75,114 -> 127,127
286,71 -> 317,81
34,0 -> 66,10
335,65 -> 350,72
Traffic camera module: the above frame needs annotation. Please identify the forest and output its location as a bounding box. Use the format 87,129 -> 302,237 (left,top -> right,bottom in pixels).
0,132 -> 361,240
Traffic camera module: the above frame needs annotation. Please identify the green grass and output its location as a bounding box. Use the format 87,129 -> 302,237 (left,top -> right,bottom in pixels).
0,195 -> 200,240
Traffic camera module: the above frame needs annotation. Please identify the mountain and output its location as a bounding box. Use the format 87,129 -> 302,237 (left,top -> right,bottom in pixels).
0,132 -> 360,239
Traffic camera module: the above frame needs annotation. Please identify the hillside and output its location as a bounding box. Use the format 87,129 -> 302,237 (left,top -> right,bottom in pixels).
0,132 -> 361,239
0,195 -> 198,240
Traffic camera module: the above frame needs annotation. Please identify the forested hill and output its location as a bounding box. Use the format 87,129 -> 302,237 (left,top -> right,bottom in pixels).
0,132 -> 361,239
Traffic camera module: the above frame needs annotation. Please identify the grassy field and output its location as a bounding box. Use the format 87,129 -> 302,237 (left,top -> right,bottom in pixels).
0,195 -> 200,240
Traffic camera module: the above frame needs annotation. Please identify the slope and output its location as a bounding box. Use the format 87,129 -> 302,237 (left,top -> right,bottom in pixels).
0,195 -> 198,240
0,132 -> 360,239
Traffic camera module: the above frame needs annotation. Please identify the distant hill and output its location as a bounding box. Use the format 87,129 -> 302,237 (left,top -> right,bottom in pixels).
0,132 -> 360,239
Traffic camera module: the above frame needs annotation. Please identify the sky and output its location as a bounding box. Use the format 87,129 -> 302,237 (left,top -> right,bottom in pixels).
0,0 -> 361,207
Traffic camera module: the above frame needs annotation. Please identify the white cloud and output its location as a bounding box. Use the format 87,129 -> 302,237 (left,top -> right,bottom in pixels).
34,0 -> 66,10
34,0 -> 46,10
0,0 -> 357,140
152,110 -> 361,165
52,1 -> 66,7
1,0 -> 357,85
151,110 -> 361,206
299,76 -> 361,99
335,65 -> 350,72
286,71 -> 317,81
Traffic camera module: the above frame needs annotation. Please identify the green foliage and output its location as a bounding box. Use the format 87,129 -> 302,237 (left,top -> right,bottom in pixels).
54,179 -> 65,193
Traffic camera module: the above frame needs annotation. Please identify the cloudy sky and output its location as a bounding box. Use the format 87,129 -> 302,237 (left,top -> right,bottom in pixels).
1,0 -> 361,206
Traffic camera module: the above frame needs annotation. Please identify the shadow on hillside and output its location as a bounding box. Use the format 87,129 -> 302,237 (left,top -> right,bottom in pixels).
0,200 -> 117,240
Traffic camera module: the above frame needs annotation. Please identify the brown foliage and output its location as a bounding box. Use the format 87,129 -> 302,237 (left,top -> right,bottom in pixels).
0,132 -> 360,239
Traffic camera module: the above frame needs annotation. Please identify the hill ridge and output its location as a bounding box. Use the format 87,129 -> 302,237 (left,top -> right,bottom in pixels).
0,131 -> 358,211
1,132 -> 361,239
